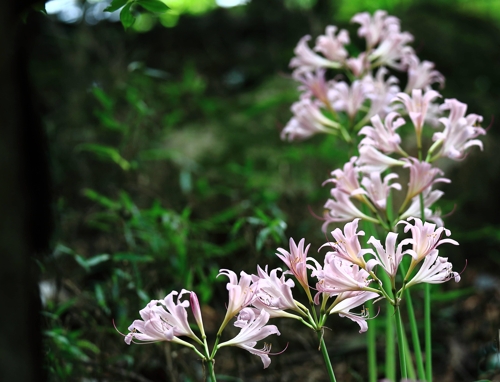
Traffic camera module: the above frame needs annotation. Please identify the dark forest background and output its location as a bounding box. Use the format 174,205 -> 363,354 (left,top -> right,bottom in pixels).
3,0 -> 500,380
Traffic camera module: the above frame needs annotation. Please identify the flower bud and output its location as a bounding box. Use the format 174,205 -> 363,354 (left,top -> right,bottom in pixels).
190,292 -> 205,338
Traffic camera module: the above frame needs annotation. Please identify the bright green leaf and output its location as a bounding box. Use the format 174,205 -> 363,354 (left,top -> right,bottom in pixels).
136,0 -> 169,13
120,3 -> 135,29
105,0 -> 128,12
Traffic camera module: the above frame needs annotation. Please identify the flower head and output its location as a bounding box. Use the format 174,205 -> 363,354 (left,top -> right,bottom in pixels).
314,25 -> 350,62
361,171 -> 401,210
218,308 -> 281,368
404,54 -> 444,92
365,232 -> 408,277
351,10 -> 401,48
276,238 -> 312,296
402,158 -> 450,205
290,35 -> 341,74
405,250 -> 461,288
329,291 -> 379,332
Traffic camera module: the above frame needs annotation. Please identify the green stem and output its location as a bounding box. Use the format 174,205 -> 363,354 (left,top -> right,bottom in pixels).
205,359 -> 217,382
402,327 -> 416,381
385,303 -> 396,381
318,331 -> 337,382
367,300 -> 377,382
394,307 -> 408,379
425,283 -> 432,382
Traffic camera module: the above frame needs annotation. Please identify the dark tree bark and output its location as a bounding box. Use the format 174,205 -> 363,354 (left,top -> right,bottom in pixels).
0,1 -> 51,381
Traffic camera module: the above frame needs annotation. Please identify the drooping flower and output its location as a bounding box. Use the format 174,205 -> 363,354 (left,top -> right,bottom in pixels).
362,67 -> 401,119
276,238 -> 312,296
361,171 -> 401,210
323,188 -> 379,230
314,25 -> 350,63
365,232 -> 410,277
218,308 -> 281,369
399,217 -> 458,264
281,98 -> 339,141
358,112 -> 406,154
405,250 -> 461,288
357,145 -> 406,173
432,98 -> 485,160
324,156 -> 365,197
404,54 -> 444,93
311,253 -> 373,297
351,10 -> 401,48
290,35 -> 341,74
218,269 -> 256,331
328,80 -> 367,119
393,89 -> 441,141
401,158 -> 450,206
321,218 -> 373,268
251,266 -> 302,318
329,291 -> 379,333
399,187 -> 445,226
124,290 -> 199,345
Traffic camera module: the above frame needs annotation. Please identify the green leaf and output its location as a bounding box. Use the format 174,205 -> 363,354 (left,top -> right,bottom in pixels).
86,254 -> 110,267
104,0 -> 128,12
136,0 -> 169,13
120,3 -> 135,29
77,144 -> 131,171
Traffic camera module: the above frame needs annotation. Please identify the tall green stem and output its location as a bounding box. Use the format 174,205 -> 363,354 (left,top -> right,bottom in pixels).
367,299 -> 377,382
385,303 -> 396,381
425,283 -> 432,382
206,359 -> 217,382
394,307 -> 407,379
318,331 -> 337,382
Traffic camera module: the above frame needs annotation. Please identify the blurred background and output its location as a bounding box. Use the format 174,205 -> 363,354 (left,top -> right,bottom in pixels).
13,0 -> 500,380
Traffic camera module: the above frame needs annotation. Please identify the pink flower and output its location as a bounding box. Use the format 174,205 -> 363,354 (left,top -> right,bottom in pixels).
314,25 -> 350,62
405,250 -> 461,288
218,269 -> 256,329
281,98 -> 339,141
432,98 -> 485,160
324,156 -> 364,197
362,67 -> 401,119
357,145 -> 406,173
366,232 -> 409,277
370,31 -> 414,70
393,89 -> 441,139
276,238 -> 312,294
402,158 -> 450,204
125,290 -> 199,345
218,308 -> 281,368
190,292 -> 205,337
404,54 -> 444,92
311,253 -> 372,297
251,266 -> 301,318
293,69 -> 331,104
361,171 -> 401,210
321,218 -> 373,268
351,10 -> 401,48
399,217 -> 458,263
346,53 -> 369,77
359,112 -> 405,154
399,187 -> 445,226
290,35 -> 341,74
329,291 -> 379,332
323,188 -> 378,230
328,80 -> 367,119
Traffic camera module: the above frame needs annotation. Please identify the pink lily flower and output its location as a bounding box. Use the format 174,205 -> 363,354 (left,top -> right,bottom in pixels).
218,308 -> 281,368
361,171 -> 401,210
218,269 -> 256,331
324,156 -> 365,197
124,290 -> 199,345
365,232 -> 410,277
432,98 -> 485,160
370,31 -> 414,70
251,266 -> 302,318
329,291 -> 379,333
404,54 -> 444,93
405,250 -> 461,289
276,238 -> 312,296
399,187 -> 445,226
362,67 -> 401,119
293,69 -> 332,104
357,145 -> 406,173
314,25 -> 350,63
359,112 -> 406,154
290,35 -> 341,74
321,218 -> 373,268
281,98 -> 339,141
393,89 -> 441,141
351,10 -> 401,48
399,217 -> 458,263
311,253 -> 373,297
402,158 -> 450,205
323,188 -> 379,230
329,80 -> 367,119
